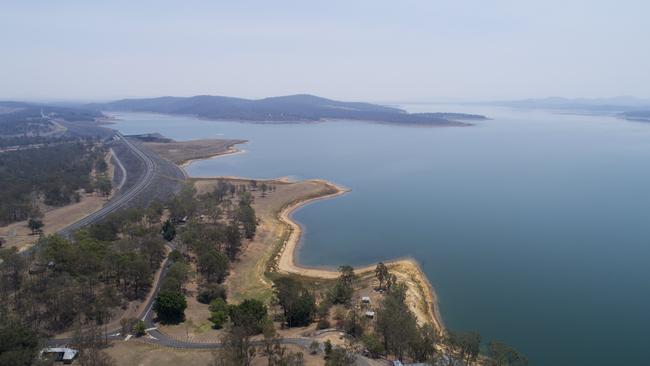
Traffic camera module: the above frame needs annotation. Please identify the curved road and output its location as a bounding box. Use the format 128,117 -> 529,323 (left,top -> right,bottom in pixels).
57,132 -> 156,238
46,133 -> 372,364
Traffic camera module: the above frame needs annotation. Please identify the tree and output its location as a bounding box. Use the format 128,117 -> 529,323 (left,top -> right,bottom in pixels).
409,324 -> 437,362
273,277 -> 316,327
376,283 -> 419,361
362,334 -> 385,358
338,265 -> 355,286
325,348 -> 355,366
78,348 -> 117,366
323,340 -> 333,357
237,200 -> 257,239
209,298 -> 229,329
161,219 -> 176,241
197,283 -> 227,304
228,299 -> 268,335
145,200 -> 164,226
329,265 -> 355,305
153,290 -> 187,323
385,274 -> 398,293
95,173 -> 112,197
133,320 -> 146,337
374,262 -> 389,290
0,318 -> 39,366
27,217 -> 43,234
344,308 -> 363,338
213,326 -> 256,366
168,183 -> 198,221
198,249 -> 229,283
225,223 -> 242,260
169,249 -> 184,263
446,331 -> 481,366
488,341 -> 528,366
309,340 -> 320,355
259,318 -> 279,364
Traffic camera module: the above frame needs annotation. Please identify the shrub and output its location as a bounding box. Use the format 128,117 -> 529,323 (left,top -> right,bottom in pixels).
317,319 -> 331,330
209,311 -> 228,329
228,299 -> 267,335
153,290 -> 187,324
362,334 -> 384,358
309,340 -> 320,355
197,283 -> 227,304
168,249 -> 184,263
133,320 -> 146,337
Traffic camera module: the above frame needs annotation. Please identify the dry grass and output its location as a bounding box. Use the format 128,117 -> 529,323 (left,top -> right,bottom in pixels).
0,150 -> 115,252
104,341 -> 215,366
143,139 -> 246,165
159,178 -> 332,341
0,194 -> 108,252
193,178 -> 336,304
192,176 -> 443,330
158,257 -> 224,343
103,341 -> 327,366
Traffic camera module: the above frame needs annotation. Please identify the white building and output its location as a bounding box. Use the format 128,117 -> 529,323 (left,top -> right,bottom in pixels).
41,347 -> 78,364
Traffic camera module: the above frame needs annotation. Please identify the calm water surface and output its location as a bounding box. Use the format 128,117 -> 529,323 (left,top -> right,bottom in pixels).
110,106 -> 650,366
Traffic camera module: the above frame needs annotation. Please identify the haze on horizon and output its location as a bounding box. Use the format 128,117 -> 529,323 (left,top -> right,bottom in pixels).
1,0 -> 649,103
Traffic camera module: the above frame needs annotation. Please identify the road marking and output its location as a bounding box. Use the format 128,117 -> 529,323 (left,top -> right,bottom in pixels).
145,327 -> 157,332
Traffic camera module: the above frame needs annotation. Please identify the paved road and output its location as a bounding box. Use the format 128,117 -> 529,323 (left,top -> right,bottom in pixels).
44,132 -> 374,365
57,132 -> 156,238
59,132 -> 157,237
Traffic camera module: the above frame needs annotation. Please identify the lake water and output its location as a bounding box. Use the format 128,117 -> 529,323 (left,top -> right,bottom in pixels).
110,106 -> 650,366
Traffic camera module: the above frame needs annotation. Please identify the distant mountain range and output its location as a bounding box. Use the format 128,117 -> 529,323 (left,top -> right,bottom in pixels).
87,94 -> 487,125
484,96 -> 650,114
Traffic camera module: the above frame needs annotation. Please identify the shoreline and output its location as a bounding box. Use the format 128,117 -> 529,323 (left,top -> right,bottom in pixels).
274,182 -> 445,332
178,142 -> 446,333
179,145 -> 244,170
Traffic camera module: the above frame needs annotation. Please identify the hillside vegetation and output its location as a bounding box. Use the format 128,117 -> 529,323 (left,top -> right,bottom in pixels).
0,101 -> 103,136
88,94 -> 486,125
0,140 -> 108,225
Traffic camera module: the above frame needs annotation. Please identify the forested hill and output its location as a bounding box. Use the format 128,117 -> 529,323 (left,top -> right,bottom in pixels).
87,94 -> 487,125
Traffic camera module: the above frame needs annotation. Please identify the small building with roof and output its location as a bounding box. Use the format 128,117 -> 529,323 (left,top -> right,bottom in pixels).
40,347 -> 78,364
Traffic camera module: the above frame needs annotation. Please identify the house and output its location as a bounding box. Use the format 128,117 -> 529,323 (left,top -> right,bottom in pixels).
393,361 -> 432,366
361,296 -> 371,304
365,311 -> 375,319
41,347 -> 79,364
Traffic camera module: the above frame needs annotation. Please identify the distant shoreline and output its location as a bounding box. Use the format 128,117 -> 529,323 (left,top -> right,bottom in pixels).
117,110 -> 475,127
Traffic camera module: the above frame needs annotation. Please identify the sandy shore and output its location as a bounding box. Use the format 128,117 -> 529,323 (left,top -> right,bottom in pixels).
179,146 -> 244,169
141,138 -> 246,171
274,182 -> 445,332
181,143 -> 446,333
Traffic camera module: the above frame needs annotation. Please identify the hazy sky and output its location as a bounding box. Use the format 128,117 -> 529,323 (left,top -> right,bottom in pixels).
1,0 -> 649,102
